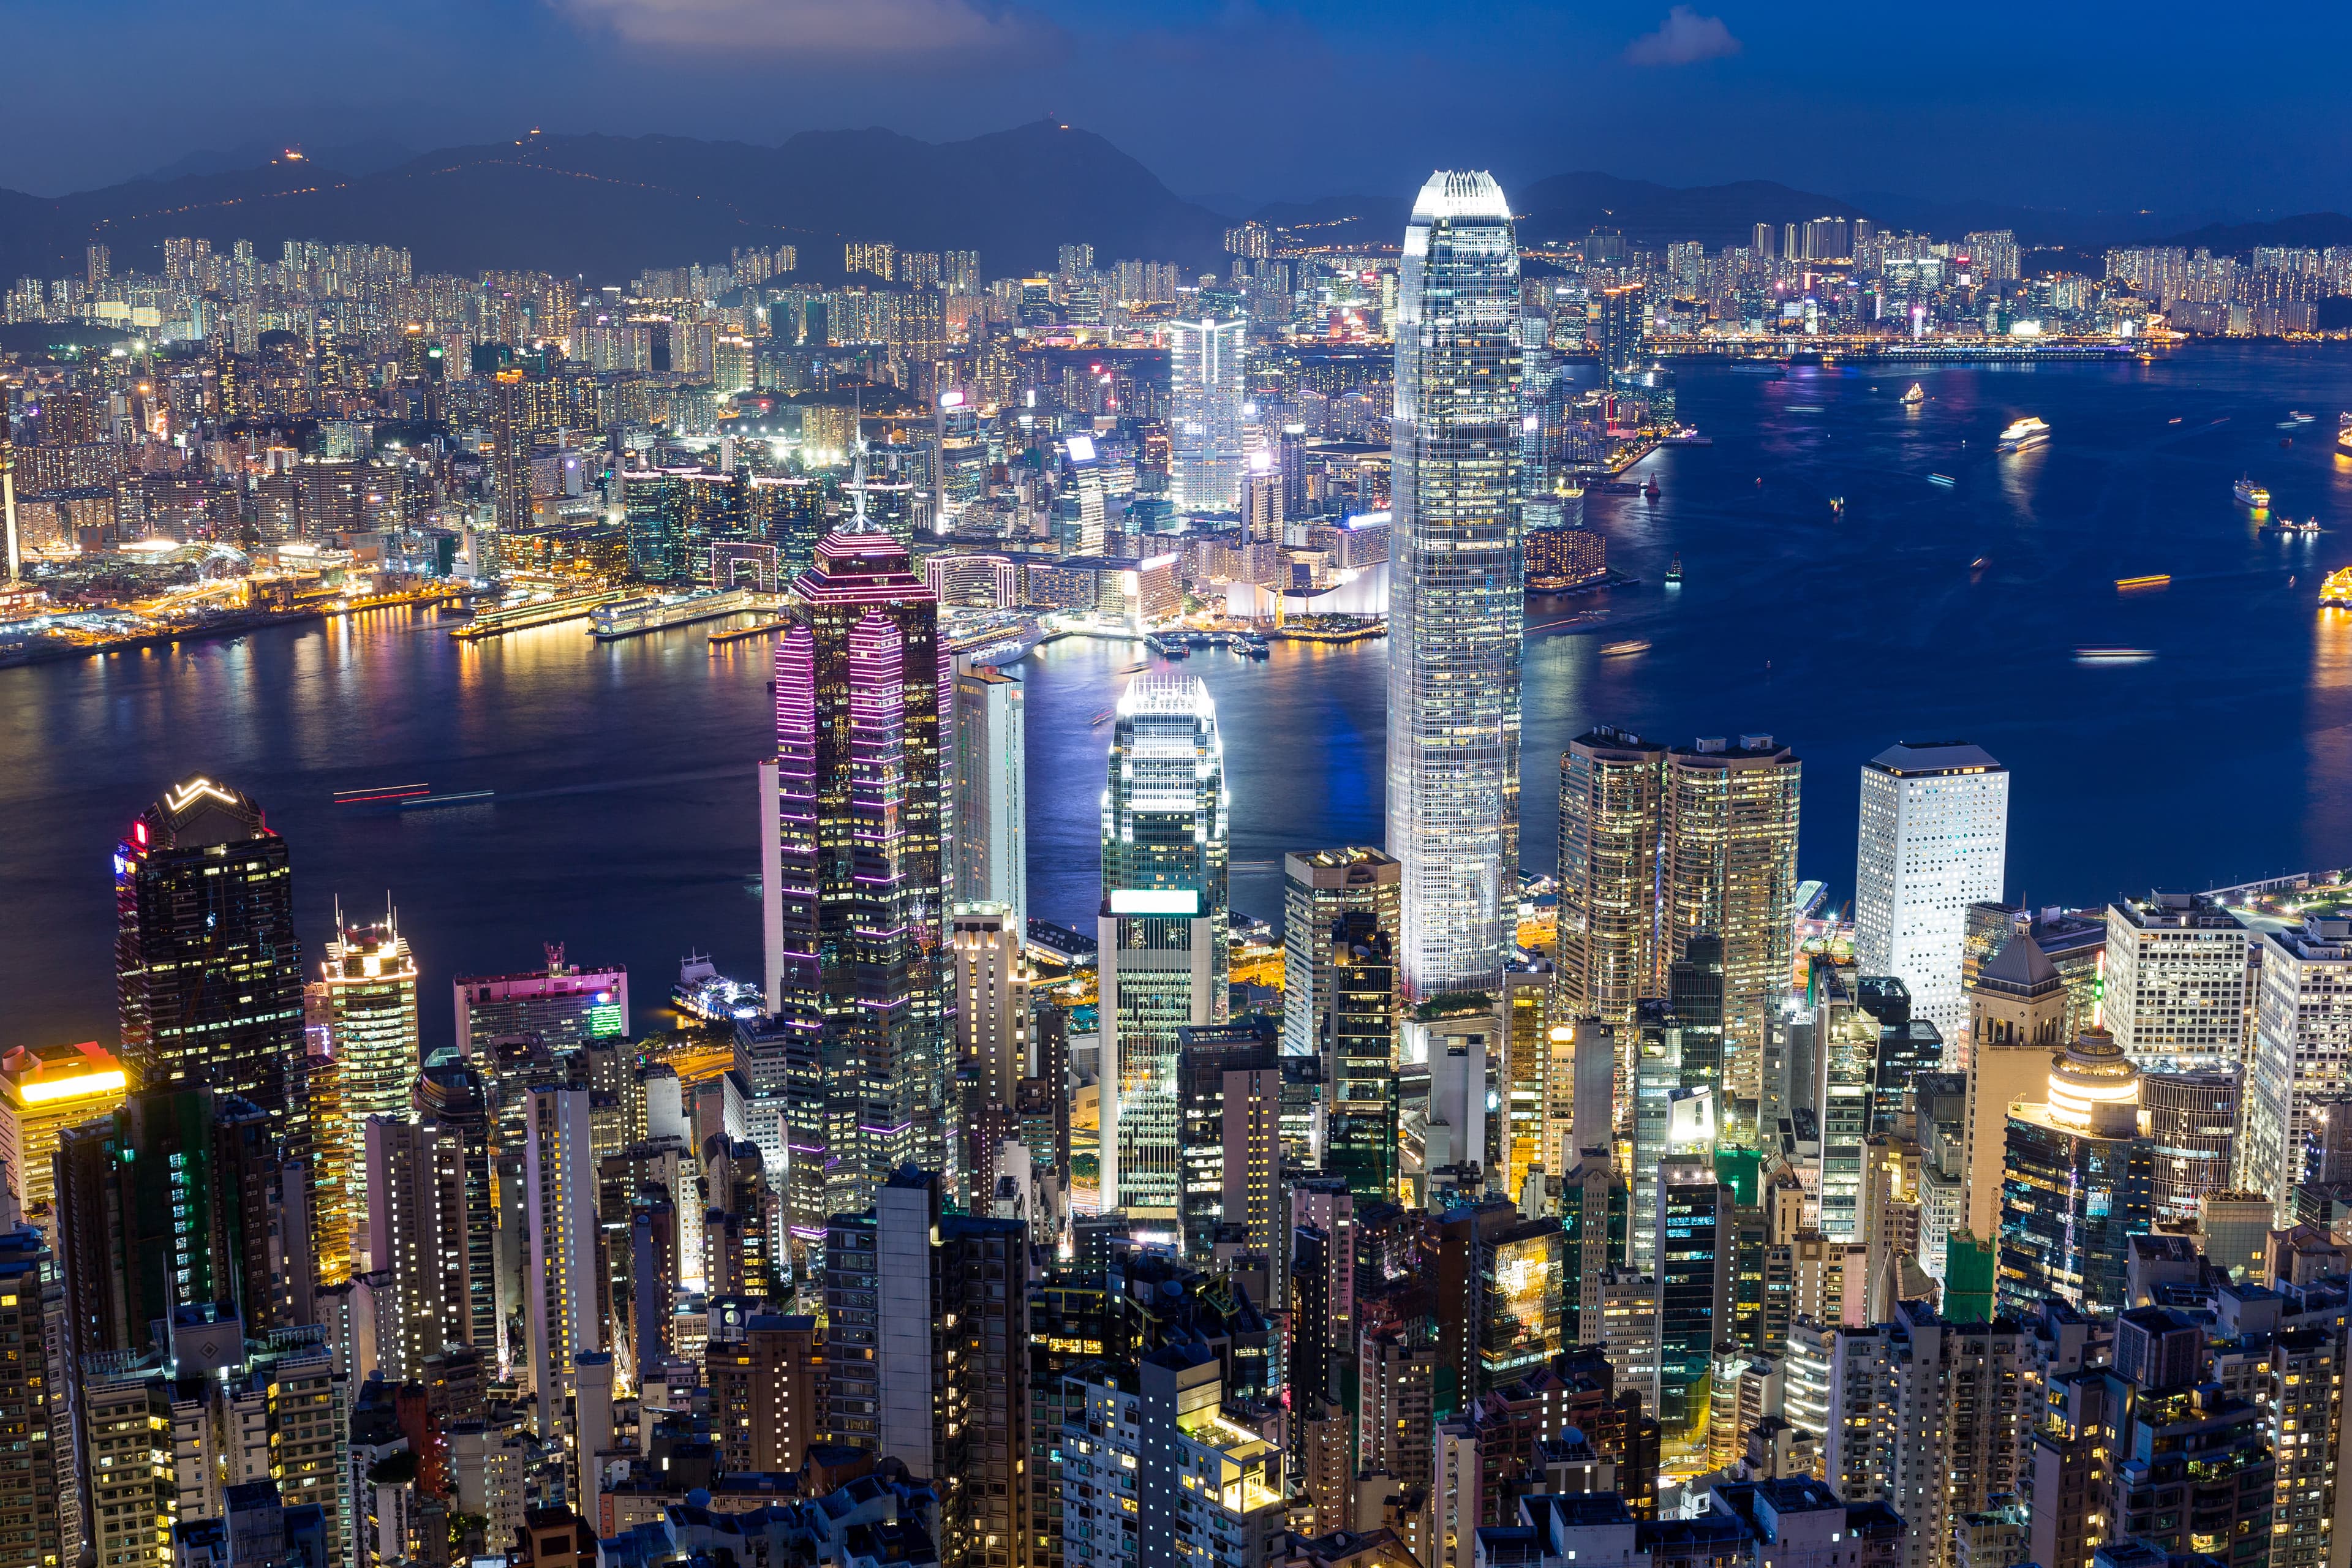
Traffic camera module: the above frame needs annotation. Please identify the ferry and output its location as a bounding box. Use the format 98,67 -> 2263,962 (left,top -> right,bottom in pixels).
2339,413 -> 2352,454
2235,477 -> 2272,510
1239,637 -> 1270,660
1969,557 -> 1992,570
1900,383 -> 1926,406
1997,417 -> 2051,453
2075,646 -> 2156,662
673,954 -> 763,1023
1090,710 -> 1113,726
1600,639 -> 1652,657
2321,566 -> 2352,607
1928,473 -> 1957,489
1665,553 -> 1683,586
589,586 -> 756,641
2291,411 -> 2316,423
2115,574 -> 2172,592
2277,517 -> 2325,535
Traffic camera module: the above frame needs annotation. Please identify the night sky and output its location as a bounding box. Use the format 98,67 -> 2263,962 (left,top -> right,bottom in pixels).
6,0 -> 2349,217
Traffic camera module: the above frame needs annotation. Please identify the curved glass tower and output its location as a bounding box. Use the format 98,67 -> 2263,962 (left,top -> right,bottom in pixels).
1097,674 -> 1229,1220
1386,170 -> 1523,1000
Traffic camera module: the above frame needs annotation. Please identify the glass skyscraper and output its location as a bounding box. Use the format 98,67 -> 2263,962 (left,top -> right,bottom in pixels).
1167,315 -> 1246,513
1386,170 -> 1523,1002
1097,674 -> 1229,1220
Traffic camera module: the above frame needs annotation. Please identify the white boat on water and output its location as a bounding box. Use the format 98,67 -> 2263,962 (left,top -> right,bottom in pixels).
2235,477 -> 2272,509
1900,383 -> 1926,405
1996,417 -> 2050,453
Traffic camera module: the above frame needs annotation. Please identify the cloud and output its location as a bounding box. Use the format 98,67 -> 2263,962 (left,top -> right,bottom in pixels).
1624,6 -> 1741,66
551,0 -> 1049,59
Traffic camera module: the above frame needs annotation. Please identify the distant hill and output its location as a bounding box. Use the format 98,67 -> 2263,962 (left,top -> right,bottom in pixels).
1253,173 -> 1864,252
2158,212 -> 2352,252
0,121 -> 1233,285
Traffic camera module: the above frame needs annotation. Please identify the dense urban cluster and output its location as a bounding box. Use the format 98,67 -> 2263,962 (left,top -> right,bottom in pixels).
4,168 -> 2350,1568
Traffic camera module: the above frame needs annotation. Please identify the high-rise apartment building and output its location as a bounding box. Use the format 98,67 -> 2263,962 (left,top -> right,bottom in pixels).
491,369 -> 529,533
763,529 -> 949,1246
1168,315 -> 1246,512
320,910 -> 420,1268
952,663 -> 1027,935
2241,917 -> 2352,1209
1063,1345 -> 1285,1568
1278,848 -> 1400,1060
364,1115 -> 474,1379
522,1084 -> 599,1440
1387,170 -> 1523,1002
1855,742 -> 2010,1040
115,777 -> 304,1131
1098,675 -> 1229,1220
2102,891 -> 2255,1068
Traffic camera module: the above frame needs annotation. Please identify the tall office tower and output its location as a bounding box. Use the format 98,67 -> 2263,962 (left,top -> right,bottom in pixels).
364,1116 -> 473,1379
2239,916 -> 2352,1209
952,663 -> 1027,935
491,368 -> 530,534
413,1060 -> 499,1355
951,903 -> 1031,1203
1999,1030 -> 2152,1318
826,1170 -> 1028,1565
1098,675 -> 1229,1220
1170,1022 -> 1283,1265
2,432 -> 17,581
319,909 -> 420,1269
522,1084 -> 600,1440
1825,1302 -> 2028,1568
1665,738 -> 1800,1107
115,777 -> 304,1131
1854,742 -> 2010,1041
1503,968 -> 1551,1199
1066,432 -> 1108,552
763,530 -> 949,1243
1556,728 -> 1671,1037
2103,892 -> 2256,1068
2140,1068 -> 2239,1224
1279,848 -> 1401,1060
1960,934 -> 2068,1245
1167,315 -> 1246,511
1387,170 -> 1523,1003
1592,284 -> 1647,372
1516,312 -> 1560,528
1656,1159 -> 1732,1441
1325,918 -> 1399,1201
0,1040 -> 126,1216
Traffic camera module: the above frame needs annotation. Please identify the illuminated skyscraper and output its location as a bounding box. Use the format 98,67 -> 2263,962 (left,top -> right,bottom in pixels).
763,529 -> 949,1261
491,368 -> 529,535
1664,737 -> 1800,1109
0,1040 -> 127,1216
1167,315 -> 1245,512
318,907 -> 419,1270
1855,742 -> 2009,1041
952,663 -> 1027,935
1387,170 -> 1523,1002
1098,674 -> 1229,1220
1279,848 -> 1400,1060
115,777 -> 304,1133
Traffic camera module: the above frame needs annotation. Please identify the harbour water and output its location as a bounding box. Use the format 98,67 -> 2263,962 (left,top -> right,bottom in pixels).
7,344 -> 2352,1052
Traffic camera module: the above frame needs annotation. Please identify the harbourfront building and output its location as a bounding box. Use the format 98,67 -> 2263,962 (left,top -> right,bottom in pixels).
1098,674 -> 1230,1221
1855,741 -> 2010,1041
952,662 -> 1027,936
1385,168 -> 1523,1003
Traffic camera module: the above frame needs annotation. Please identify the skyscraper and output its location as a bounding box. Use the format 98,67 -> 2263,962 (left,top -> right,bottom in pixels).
1855,742 -> 2010,1039
1167,315 -> 1245,513
318,908 -> 420,1270
1098,674 -> 1229,1220
763,529 -> 949,1251
952,663 -> 1027,936
490,368 -> 530,535
1556,728 -> 1671,1031
2239,916 -> 2352,1209
1278,848 -> 1400,1060
115,777 -> 304,1133
1664,737 -> 1800,1109
1387,170 -> 1523,1002
2101,891 -> 2255,1068
1998,1030 -> 2152,1317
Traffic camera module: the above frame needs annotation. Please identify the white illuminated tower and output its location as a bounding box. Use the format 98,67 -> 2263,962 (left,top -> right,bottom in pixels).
1855,742 -> 2010,1039
1168,316 -> 1245,512
1385,170 -> 1523,1001
1096,674 -> 1229,1220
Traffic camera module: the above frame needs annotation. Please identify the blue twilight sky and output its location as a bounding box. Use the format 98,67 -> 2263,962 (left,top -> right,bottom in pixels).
4,0 -> 2348,217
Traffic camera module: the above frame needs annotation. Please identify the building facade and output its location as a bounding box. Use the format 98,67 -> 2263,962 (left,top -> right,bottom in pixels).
1855,743 -> 2009,1040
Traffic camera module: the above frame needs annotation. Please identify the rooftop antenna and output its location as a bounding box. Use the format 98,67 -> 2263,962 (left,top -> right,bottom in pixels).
846,386 -> 872,533
545,940 -> 566,976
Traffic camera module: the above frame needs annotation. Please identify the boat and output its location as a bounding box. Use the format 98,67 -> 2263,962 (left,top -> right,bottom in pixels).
1600,639 -> 1651,657
1665,553 -> 1683,586
1240,639 -> 1270,660
2321,566 -> 2352,607
589,586 -> 756,641
2277,517 -> 2324,535
2235,477 -> 2272,510
2339,413 -> 2352,454
673,954 -> 764,1023
2115,574 -> 2172,591
334,783 -> 429,806
2075,647 -> 2156,662
1643,476 -> 1661,501
1928,473 -> 1956,489
1996,417 -> 2051,452
1830,497 -> 1845,514
1090,710 -> 1113,726
1900,383 -> 1926,406
1969,556 -> 1991,570
2292,411 -> 2316,423
1119,662 -> 1150,674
